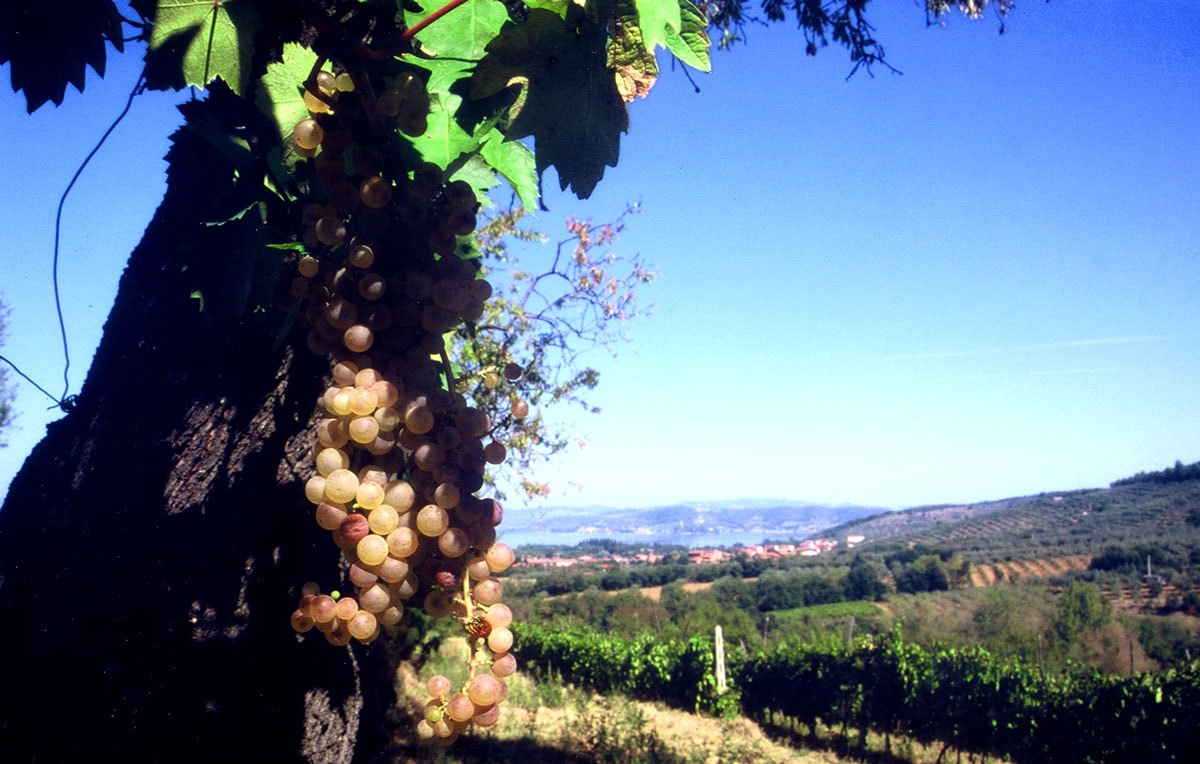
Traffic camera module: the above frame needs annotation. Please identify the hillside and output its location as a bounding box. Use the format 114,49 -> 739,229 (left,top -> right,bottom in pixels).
823,465 -> 1200,567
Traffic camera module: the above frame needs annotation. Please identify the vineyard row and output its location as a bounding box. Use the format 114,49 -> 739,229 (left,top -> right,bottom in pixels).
514,624 -> 1198,763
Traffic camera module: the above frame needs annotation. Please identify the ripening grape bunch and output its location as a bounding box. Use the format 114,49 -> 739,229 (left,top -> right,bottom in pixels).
280,61 -> 523,742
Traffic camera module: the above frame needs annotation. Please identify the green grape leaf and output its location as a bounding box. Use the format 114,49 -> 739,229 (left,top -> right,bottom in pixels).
405,0 -> 509,60
254,42 -> 320,173
479,132 -> 539,210
402,54 -> 537,208
447,153 -> 501,198
471,8 -> 627,199
412,90 -> 478,171
632,0 -> 681,54
402,55 -> 475,98
664,1 -> 711,72
147,0 -> 262,95
521,0 -> 570,20
610,1 -> 659,101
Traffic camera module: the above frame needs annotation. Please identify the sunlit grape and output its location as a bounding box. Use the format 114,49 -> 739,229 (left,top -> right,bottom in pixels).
467,674 -> 504,707
487,626 -> 513,653
349,386 -> 378,416
485,543 -> 514,574
376,555 -> 409,583
358,583 -> 392,613
384,480 -> 416,512
437,527 -> 469,558
324,469 -> 359,504
303,89 -> 332,115
304,475 -> 328,505
357,464 -> 388,485
291,609 -> 315,633
334,596 -> 358,621
315,502 -> 348,531
315,447 -> 349,477
355,480 -> 385,510
348,415 -> 380,445
491,651 -> 517,678
310,594 -> 337,623
386,527 -> 419,558
485,603 -> 513,629
465,555 -> 491,582
327,387 -> 354,417
348,563 -> 378,589
445,693 -> 475,723
472,703 -> 501,727
347,610 -> 378,641
317,418 -> 350,448
315,70 -> 337,96
356,533 -> 389,566
373,406 -> 401,432
473,577 -> 503,606
394,573 -> 420,600
293,118 -> 325,150
367,504 -> 399,535
416,504 -> 449,537
343,324 -> 374,353
325,622 -> 353,646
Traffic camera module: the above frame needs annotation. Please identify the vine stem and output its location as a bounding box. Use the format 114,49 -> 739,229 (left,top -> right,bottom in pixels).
439,347 -> 459,393
461,568 -> 474,619
402,0 -> 472,41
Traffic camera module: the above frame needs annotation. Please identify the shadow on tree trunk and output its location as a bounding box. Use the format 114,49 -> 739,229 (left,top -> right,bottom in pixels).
0,98 -> 395,763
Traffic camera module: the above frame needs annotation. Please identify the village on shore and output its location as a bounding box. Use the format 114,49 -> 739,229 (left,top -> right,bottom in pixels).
515,534 -> 867,569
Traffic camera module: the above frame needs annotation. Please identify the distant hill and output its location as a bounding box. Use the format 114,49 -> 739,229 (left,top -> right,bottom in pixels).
822,460 -> 1200,565
502,500 -> 886,539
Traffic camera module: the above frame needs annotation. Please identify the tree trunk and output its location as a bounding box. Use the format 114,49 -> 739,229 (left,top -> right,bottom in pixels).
0,97 -> 394,762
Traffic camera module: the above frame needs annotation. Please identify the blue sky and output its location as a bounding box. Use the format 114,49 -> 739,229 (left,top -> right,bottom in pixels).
2,2 -> 1198,510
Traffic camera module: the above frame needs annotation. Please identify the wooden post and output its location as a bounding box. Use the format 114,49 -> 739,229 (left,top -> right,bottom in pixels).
714,625 -> 727,694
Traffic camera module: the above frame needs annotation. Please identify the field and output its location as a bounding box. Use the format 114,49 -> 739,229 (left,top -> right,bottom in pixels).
410,467 -> 1200,762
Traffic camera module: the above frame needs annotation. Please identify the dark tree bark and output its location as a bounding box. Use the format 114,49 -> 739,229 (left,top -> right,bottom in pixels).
0,95 -> 395,762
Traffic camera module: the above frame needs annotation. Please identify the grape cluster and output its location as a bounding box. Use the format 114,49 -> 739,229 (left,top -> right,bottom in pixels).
281,62 -> 521,735
416,603 -> 518,745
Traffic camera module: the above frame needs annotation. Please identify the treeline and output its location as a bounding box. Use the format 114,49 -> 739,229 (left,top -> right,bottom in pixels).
527,547 -> 964,600
1111,459 -> 1200,488
514,624 -> 1200,763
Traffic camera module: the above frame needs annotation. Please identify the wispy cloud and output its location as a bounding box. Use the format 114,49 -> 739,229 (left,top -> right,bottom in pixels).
936,367 -> 1125,382
881,335 -> 1167,362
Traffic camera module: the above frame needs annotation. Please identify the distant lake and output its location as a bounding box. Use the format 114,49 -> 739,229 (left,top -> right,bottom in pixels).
496,529 -> 811,551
